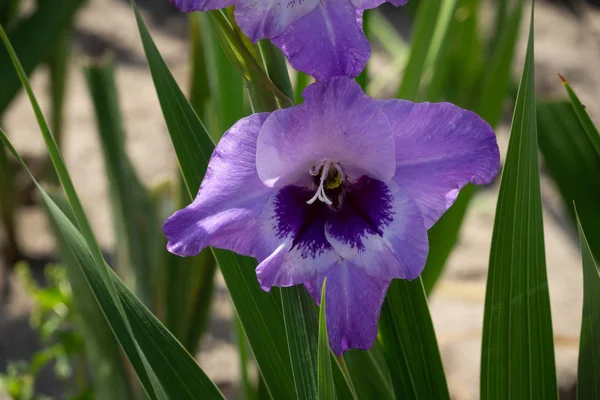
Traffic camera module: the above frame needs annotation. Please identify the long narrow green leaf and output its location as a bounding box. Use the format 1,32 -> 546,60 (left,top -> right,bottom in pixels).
0,20 -> 121,305
480,6 -> 558,398
537,100 -> 600,264
318,280 -> 334,400
421,0 -> 525,294
163,247 -> 216,351
133,7 -> 213,194
420,185 -> 474,294
0,142 -> 19,264
211,250 -> 295,398
0,22 -> 224,398
282,286 -> 318,400
396,0 -> 440,99
379,279 -> 450,399
477,0 -> 524,126
46,29 -> 70,150
258,40 -> 294,101
47,192 -> 135,400
84,57 -> 159,306
559,74 -> 600,158
132,6 -> 297,398
447,0 -> 484,109
343,345 -> 395,400
331,356 -> 357,400
195,12 -> 246,137
575,209 -> 600,400
0,0 -> 84,114
0,23 -> 164,398
294,71 -> 311,105
188,12 -> 211,123
207,9 -> 293,112
234,316 -> 254,400
422,0 -> 460,101
355,10 -> 371,91
0,128 -> 225,400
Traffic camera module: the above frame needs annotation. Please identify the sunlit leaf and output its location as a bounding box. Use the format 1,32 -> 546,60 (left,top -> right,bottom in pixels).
480,6 -> 558,398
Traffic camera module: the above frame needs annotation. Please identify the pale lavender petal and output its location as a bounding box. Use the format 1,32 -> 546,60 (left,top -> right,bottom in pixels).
170,0 -> 234,12
306,261 -> 390,355
255,185 -> 339,290
163,113 -> 273,257
235,0 -> 320,41
349,0 -> 408,8
272,0 -> 370,81
256,77 -> 395,187
325,177 -> 428,280
379,100 -> 500,229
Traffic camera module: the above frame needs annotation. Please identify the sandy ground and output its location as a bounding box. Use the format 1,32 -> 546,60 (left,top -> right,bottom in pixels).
1,0 -> 599,398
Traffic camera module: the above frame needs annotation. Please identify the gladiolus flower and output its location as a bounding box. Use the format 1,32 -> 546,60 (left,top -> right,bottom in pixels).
171,0 -> 408,81
163,77 -> 499,354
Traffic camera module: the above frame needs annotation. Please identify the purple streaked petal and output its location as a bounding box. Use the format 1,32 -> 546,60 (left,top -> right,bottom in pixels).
256,77 -> 395,187
379,100 -> 500,229
255,186 -> 339,290
349,0 -> 408,8
235,0 -> 320,41
163,113 -> 273,257
170,0 -> 235,12
306,261 -> 390,355
325,177 -> 428,280
272,0 -> 370,81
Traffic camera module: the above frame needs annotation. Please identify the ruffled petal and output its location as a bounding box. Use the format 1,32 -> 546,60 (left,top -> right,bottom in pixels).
163,113 -> 273,257
235,0 -> 320,41
255,185 -> 339,290
325,177 -> 428,280
256,77 -> 395,188
379,100 -> 500,229
271,0 -> 370,81
305,261 -> 390,355
170,0 -> 235,12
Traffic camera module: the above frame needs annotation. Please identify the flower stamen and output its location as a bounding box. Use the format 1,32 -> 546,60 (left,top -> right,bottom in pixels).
306,161 -> 344,205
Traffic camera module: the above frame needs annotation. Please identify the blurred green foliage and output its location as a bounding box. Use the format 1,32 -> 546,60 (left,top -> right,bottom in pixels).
0,263 -> 92,400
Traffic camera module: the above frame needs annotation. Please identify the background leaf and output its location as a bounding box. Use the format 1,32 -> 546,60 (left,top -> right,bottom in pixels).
395,0 -> 440,100
575,209 -> 600,400
538,100 -> 600,263
420,0 -> 525,294
559,75 -> 600,158
0,0 -> 84,115
84,57 -> 160,307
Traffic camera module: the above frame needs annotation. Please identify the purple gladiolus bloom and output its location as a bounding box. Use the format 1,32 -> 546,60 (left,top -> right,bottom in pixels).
170,0 -> 408,81
163,77 -> 500,354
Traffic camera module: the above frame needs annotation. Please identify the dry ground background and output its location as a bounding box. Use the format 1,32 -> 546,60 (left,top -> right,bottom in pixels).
1,0 -> 600,398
